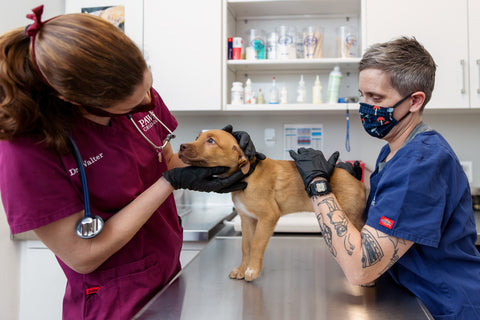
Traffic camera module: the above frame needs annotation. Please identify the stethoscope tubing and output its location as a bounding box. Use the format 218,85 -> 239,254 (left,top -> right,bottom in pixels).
68,134 -> 92,218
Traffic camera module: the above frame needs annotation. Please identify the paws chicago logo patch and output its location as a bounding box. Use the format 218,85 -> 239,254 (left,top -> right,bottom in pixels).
379,216 -> 395,229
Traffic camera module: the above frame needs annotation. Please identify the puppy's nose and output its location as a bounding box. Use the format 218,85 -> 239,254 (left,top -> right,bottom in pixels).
180,144 -> 188,151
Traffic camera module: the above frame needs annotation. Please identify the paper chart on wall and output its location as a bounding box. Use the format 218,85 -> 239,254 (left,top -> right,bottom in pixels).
283,124 -> 323,160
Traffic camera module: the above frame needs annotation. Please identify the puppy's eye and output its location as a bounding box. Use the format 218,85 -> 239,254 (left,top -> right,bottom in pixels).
207,138 -> 216,144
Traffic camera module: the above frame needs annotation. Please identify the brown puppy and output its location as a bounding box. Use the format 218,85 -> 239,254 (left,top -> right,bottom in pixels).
178,129 -> 366,281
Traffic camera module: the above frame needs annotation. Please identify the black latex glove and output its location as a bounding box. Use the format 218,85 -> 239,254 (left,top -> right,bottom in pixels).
163,166 -> 247,193
336,161 -> 363,181
222,125 -> 266,161
289,148 -> 340,189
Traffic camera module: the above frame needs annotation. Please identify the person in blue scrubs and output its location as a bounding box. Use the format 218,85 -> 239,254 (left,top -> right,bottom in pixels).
290,37 -> 480,319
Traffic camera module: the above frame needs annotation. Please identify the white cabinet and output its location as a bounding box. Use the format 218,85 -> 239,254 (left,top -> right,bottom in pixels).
364,0 -> 476,109
19,241 -> 66,320
223,0 -> 363,111
144,0 -> 222,111
468,0 -> 480,109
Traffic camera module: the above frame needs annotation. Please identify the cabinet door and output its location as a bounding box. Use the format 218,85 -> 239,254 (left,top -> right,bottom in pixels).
469,0 -> 480,109
144,0 -> 222,111
364,0 -> 469,109
19,242 -> 66,320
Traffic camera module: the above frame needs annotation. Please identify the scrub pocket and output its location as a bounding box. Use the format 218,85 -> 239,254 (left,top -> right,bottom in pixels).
82,254 -> 165,320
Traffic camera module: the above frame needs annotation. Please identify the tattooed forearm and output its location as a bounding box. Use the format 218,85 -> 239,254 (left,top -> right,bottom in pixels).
319,197 -> 348,237
314,195 -> 356,257
344,233 -> 355,256
315,212 -> 337,257
361,228 -> 384,268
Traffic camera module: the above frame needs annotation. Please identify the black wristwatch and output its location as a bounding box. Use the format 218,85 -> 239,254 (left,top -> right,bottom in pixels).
307,180 -> 332,198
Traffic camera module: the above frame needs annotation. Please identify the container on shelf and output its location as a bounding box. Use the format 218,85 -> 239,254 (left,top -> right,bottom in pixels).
257,89 -> 265,104
269,77 -> 279,104
231,81 -> 244,105
296,75 -> 306,103
267,31 -> 278,60
276,25 -> 296,60
337,25 -> 358,58
280,85 -> 289,104
244,78 -> 254,104
246,29 -> 266,60
232,37 -> 243,60
303,26 -> 324,59
312,75 -> 323,104
326,66 -> 342,103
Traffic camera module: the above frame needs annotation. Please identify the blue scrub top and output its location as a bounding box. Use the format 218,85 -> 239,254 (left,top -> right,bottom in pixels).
365,129 -> 480,319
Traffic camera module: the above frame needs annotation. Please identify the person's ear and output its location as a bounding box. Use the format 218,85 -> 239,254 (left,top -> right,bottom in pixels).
410,92 -> 425,112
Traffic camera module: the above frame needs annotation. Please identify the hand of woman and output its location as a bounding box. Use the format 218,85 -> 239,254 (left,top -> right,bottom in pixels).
222,125 -> 266,161
163,166 -> 247,193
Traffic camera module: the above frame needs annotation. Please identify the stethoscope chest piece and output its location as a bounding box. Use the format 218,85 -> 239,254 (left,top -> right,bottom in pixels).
75,215 -> 104,239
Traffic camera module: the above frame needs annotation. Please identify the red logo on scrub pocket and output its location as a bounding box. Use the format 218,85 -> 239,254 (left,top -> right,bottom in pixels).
379,216 -> 395,229
86,286 -> 103,295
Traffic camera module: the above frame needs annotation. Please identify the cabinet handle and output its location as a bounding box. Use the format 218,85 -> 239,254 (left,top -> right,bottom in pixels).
460,59 -> 466,94
477,59 -> 480,94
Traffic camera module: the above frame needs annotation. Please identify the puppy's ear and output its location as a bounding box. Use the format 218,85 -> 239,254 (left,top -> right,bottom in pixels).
233,145 -> 250,175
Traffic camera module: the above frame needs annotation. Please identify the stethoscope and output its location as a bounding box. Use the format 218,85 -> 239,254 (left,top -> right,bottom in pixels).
70,111 -> 176,239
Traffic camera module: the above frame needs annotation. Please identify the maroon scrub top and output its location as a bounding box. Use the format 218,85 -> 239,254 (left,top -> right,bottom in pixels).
0,89 -> 183,319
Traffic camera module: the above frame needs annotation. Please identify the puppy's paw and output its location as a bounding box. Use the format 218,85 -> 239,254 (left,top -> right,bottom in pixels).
244,267 -> 260,282
229,267 -> 245,280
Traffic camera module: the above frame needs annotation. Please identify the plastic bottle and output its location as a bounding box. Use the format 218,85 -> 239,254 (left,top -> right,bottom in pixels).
257,89 -> 265,104
231,82 -> 244,105
280,86 -> 289,104
244,78 -> 253,104
296,75 -> 306,103
269,77 -> 279,104
312,75 -> 323,104
267,32 -> 277,60
326,66 -> 342,104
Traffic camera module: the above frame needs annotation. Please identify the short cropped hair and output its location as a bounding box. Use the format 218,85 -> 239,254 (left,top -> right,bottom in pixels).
359,37 -> 436,110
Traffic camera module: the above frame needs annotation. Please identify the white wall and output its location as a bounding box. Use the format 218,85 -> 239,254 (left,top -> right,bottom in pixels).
0,2 -> 64,320
171,110 -> 480,188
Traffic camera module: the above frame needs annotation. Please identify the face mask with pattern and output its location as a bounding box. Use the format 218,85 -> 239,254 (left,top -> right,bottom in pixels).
359,94 -> 412,138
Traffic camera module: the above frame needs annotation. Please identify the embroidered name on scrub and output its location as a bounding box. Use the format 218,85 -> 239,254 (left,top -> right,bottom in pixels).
138,113 -> 158,132
68,153 -> 104,176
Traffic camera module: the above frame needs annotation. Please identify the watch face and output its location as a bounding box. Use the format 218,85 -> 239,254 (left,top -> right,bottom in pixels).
308,180 -> 331,197
315,182 -> 327,192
